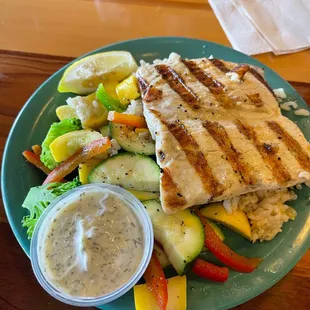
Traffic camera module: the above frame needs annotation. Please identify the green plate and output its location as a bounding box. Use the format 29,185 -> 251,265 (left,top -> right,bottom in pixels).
2,37 -> 310,310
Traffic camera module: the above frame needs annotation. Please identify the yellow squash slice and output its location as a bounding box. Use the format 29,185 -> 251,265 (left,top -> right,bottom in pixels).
134,276 -> 186,310
200,202 -> 251,240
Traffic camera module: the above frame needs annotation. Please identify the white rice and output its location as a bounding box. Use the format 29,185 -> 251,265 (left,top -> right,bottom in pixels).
223,196 -> 240,214
272,88 -> 309,116
273,88 -> 287,99
298,171 -> 310,179
66,95 -> 106,128
125,99 -> 143,116
294,109 -> 310,116
280,101 -> 298,111
152,52 -> 180,65
224,189 -> 297,243
226,72 -> 241,83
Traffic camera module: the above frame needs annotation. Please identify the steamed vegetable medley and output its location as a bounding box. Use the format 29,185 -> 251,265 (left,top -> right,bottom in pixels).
22,51 -> 261,310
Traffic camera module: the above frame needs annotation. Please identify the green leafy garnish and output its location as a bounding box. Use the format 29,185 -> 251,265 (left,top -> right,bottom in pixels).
96,83 -> 125,112
21,177 -> 81,239
40,118 -> 82,170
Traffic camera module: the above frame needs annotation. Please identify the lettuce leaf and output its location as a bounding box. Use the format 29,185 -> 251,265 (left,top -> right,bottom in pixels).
21,177 -> 81,239
40,118 -> 82,170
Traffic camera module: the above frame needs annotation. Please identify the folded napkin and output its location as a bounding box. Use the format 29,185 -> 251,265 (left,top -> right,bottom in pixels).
209,0 -> 310,55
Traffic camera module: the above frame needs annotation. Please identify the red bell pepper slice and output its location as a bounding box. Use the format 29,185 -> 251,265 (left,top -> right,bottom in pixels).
23,151 -> 51,175
194,207 -> 262,273
192,258 -> 229,283
43,137 -> 111,184
143,251 -> 168,310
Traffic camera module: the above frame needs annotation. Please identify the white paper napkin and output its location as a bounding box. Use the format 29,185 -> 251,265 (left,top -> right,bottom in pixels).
209,0 -> 310,55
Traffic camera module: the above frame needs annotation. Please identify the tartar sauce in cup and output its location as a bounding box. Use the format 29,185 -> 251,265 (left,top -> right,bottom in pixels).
30,184 -> 153,307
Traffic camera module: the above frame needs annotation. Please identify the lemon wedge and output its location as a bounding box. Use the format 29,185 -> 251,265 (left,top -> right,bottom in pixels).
58,51 -> 138,95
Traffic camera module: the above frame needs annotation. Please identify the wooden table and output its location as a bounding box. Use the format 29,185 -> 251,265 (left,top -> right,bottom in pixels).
0,1 -> 309,309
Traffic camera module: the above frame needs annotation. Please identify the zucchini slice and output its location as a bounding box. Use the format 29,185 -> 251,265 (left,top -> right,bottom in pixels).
143,200 -> 204,275
88,152 -> 160,192
110,123 -> 155,155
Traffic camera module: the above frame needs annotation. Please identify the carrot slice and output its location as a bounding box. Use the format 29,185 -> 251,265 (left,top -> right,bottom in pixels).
143,251 -> 168,310
43,137 -> 111,184
31,145 -> 42,156
108,111 -> 147,128
23,151 -> 51,175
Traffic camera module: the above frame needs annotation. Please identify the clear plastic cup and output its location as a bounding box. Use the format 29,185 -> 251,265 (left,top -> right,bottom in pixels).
30,183 -> 154,307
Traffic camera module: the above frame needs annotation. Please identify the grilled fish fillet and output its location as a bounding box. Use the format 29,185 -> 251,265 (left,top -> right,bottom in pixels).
136,53 -> 310,214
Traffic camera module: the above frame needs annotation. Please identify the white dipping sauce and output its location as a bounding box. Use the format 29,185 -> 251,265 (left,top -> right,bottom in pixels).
38,188 -> 144,297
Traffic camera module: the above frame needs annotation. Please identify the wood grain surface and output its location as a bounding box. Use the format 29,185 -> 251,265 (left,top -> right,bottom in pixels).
0,47 -> 310,310
1,0 -> 310,83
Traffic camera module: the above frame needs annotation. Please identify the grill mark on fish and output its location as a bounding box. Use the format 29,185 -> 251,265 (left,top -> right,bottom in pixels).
151,109 -> 223,197
145,86 -> 163,102
166,122 -> 223,197
236,120 -> 292,184
137,75 -> 148,94
137,76 -> 163,102
181,59 -> 225,94
246,93 -> 264,107
209,59 -> 276,99
203,120 -> 256,185
181,59 -> 233,108
231,64 -> 250,79
267,121 -> 310,171
209,59 -> 230,73
155,64 -> 200,109
161,168 -> 187,209
207,60 -> 262,107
